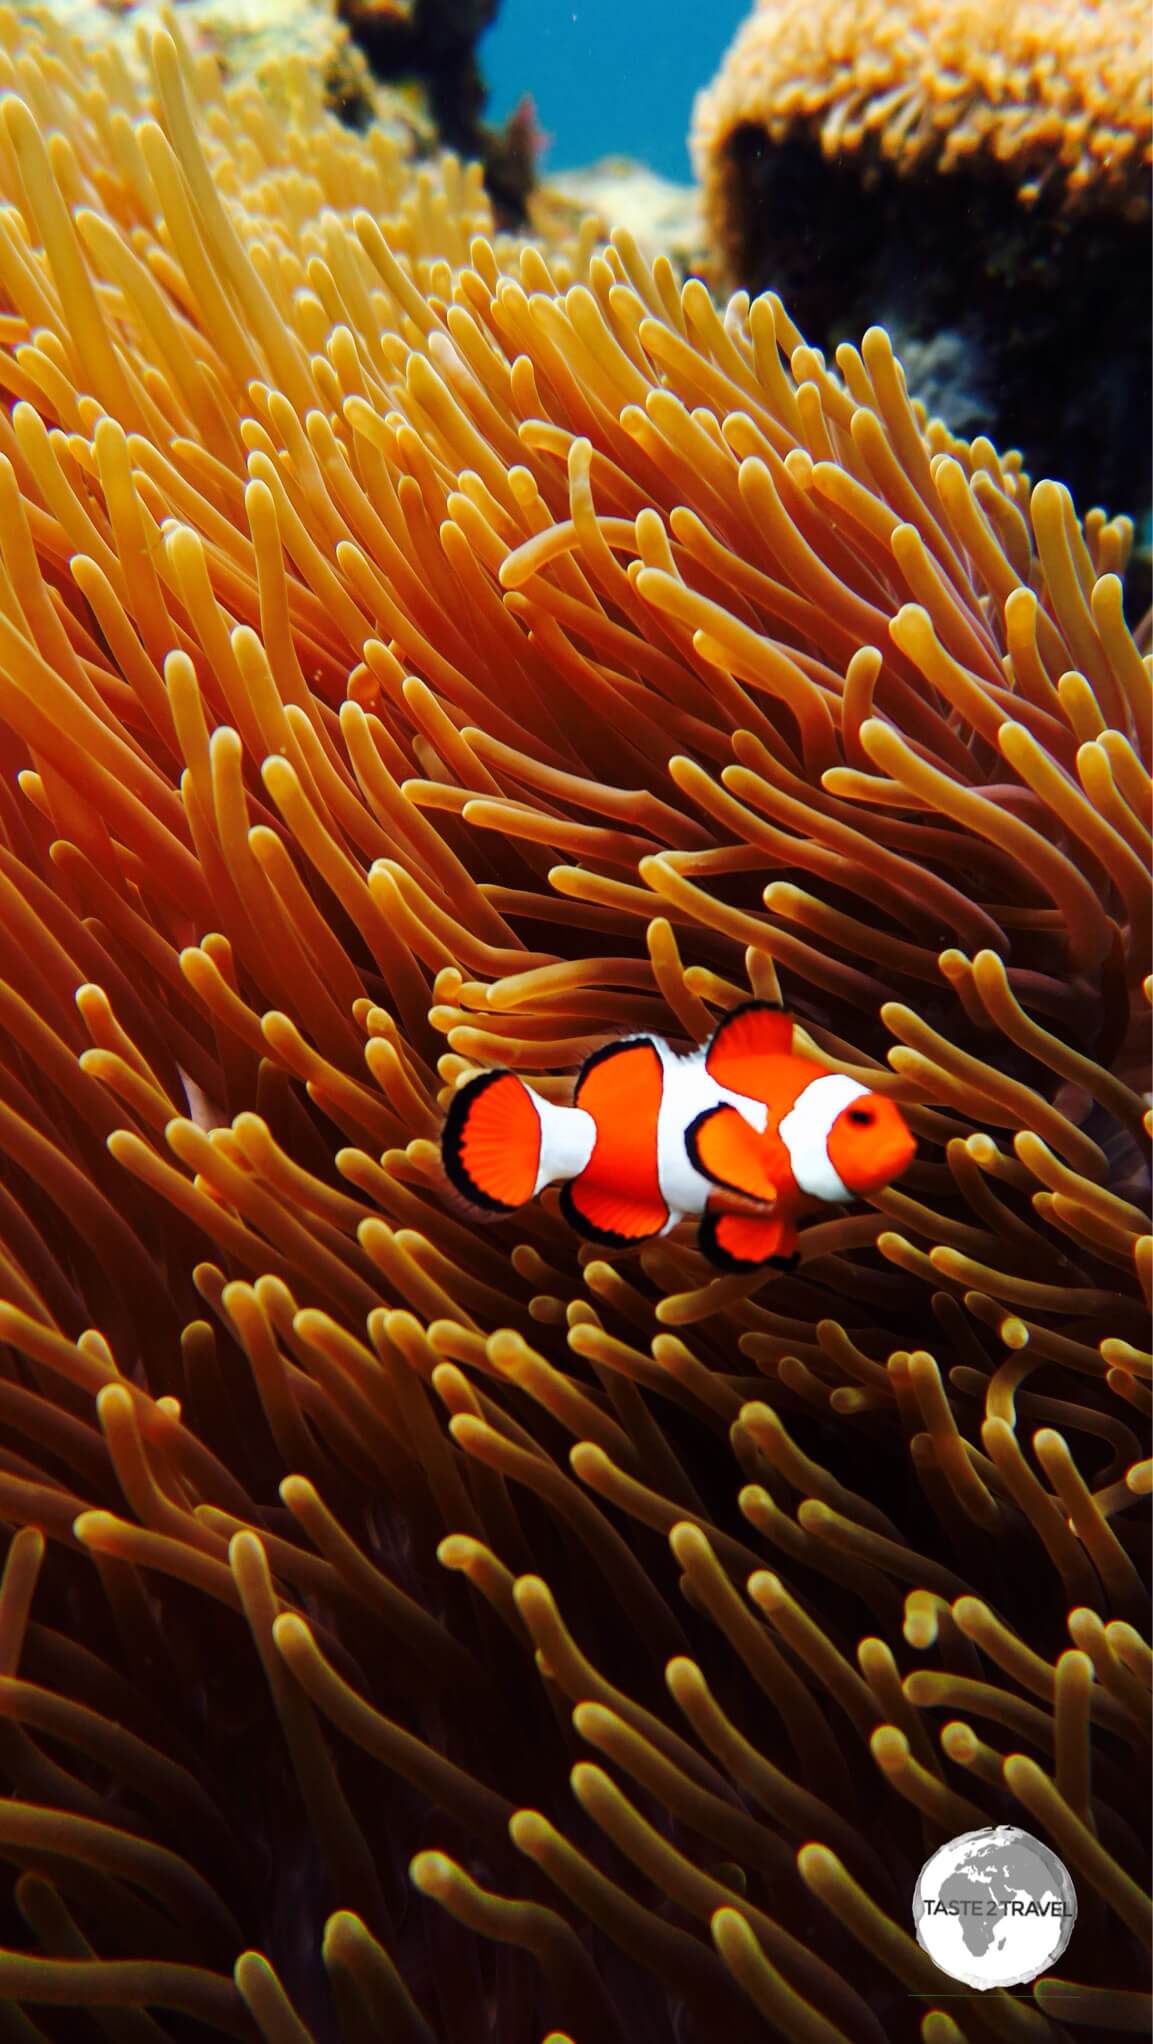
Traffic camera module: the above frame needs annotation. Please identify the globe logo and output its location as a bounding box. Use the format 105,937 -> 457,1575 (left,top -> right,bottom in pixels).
912,1825 -> 1078,1989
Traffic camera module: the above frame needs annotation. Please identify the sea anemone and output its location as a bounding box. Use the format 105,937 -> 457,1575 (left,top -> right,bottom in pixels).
0,15 -> 1146,2043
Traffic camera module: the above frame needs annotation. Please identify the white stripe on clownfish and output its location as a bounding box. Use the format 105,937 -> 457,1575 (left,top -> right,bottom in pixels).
653,1039 -> 769,1226
529,1032 -> 769,1230
530,1088 -> 596,1196
777,1071 -> 870,1203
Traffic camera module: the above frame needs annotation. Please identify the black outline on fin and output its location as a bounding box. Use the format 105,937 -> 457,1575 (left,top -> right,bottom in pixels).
559,1179 -> 669,1248
704,998 -> 790,1071
572,1033 -> 662,1106
563,1037 -> 669,1246
441,1069 -> 529,1214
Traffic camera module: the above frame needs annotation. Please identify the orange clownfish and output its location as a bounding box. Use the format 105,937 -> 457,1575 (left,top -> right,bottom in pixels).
441,1001 -> 916,1272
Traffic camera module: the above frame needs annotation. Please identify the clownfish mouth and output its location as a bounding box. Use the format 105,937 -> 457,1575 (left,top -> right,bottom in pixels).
846,1127 -> 918,1197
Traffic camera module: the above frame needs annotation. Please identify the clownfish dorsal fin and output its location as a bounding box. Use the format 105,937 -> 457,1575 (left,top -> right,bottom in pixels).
685,1104 -> 777,1204
704,1001 -> 793,1093
698,1207 -> 799,1271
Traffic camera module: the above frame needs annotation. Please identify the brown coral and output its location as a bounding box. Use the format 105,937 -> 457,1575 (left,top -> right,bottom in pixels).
690,0 -> 1153,526
693,0 -> 1153,246
0,13 -> 1144,2043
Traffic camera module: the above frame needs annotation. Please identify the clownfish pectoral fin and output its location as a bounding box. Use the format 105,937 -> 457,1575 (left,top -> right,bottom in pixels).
685,1105 -> 777,1203
442,1069 -> 541,1212
704,1000 -> 792,1093
560,1179 -> 671,1245
698,1207 -> 799,1271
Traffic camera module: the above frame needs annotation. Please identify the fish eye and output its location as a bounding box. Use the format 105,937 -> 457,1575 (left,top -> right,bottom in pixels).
847,1107 -> 873,1127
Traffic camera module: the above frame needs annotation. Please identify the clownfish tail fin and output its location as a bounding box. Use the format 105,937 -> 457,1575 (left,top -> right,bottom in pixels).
442,1070 -> 538,1212
442,1069 -> 597,1213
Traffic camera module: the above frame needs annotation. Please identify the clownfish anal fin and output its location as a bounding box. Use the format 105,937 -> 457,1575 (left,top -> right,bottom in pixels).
698,1208 -> 798,1271
685,1104 -> 777,1204
442,1069 -> 540,1212
559,1180 -> 669,1245
704,1000 -> 792,1092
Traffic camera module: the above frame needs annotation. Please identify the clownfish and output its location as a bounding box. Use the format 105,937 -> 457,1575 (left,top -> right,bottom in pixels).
441,1001 -> 916,1272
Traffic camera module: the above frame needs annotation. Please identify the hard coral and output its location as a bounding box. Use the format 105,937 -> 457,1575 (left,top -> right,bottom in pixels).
692,0 -> 1153,524
336,0 -> 536,224
0,13 -> 1145,2044
693,0 -> 1153,235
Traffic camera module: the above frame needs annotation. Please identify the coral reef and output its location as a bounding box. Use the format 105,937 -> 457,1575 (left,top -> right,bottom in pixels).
37,0 -> 424,142
694,0 -> 1152,227
0,13 -> 1145,2043
338,0 -> 499,155
337,0 -> 541,223
47,0 -> 534,221
692,0 -> 1153,529
534,157 -> 704,277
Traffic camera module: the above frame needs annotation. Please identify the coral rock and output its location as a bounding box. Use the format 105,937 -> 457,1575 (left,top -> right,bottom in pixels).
692,0 -> 1153,522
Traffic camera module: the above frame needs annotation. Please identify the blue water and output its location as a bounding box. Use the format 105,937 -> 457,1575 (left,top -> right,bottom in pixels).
480,0 -> 747,181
